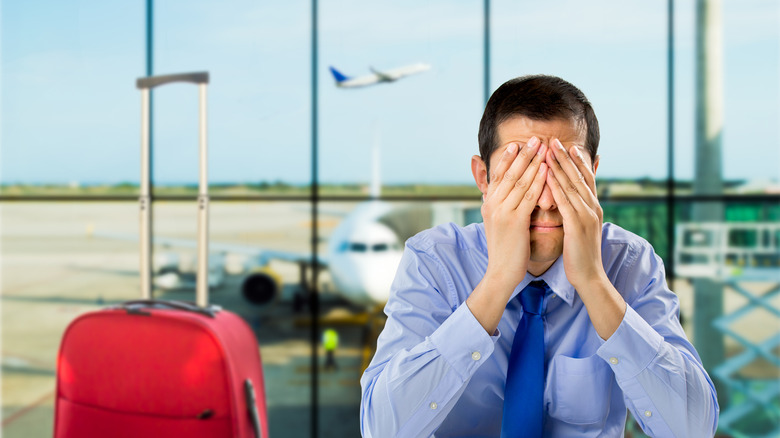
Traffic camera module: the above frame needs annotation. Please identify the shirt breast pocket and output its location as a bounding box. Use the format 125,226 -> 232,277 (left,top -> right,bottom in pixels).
545,354 -> 614,426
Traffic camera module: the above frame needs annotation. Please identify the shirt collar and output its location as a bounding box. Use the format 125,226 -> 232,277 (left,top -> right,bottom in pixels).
506,255 -> 576,307
476,223 -> 576,306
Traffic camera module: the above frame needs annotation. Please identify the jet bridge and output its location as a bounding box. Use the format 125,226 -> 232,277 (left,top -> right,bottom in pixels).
675,222 -> 780,437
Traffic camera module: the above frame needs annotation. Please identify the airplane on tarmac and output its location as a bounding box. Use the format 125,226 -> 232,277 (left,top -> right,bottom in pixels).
328,63 -> 431,88
96,161 -> 472,309
95,203 -> 406,307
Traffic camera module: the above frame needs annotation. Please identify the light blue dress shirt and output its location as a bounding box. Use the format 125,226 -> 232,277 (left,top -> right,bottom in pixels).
360,222 -> 719,437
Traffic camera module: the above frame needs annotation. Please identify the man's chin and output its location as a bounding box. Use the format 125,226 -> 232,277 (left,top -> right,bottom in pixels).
528,248 -> 562,276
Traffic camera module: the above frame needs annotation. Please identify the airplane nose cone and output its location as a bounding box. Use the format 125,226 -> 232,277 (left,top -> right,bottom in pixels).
356,253 -> 403,304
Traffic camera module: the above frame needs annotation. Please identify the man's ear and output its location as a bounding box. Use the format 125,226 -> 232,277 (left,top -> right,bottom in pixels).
471,155 -> 489,198
593,154 -> 600,174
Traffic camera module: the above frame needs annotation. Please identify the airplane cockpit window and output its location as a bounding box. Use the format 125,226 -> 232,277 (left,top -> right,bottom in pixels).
342,242 -> 401,252
350,243 -> 368,252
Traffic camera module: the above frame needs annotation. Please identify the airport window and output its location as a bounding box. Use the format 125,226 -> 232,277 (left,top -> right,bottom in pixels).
1,1 -> 779,438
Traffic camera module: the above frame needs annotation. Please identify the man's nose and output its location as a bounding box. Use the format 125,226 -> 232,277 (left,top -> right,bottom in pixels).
536,182 -> 557,211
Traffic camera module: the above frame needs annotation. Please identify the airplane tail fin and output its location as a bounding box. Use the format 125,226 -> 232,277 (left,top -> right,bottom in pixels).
329,66 -> 350,83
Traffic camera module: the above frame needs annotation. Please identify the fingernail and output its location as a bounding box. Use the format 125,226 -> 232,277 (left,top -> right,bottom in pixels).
556,139 -> 565,151
528,137 -> 540,148
507,143 -> 518,154
572,147 -> 583,160
537,143 -> 545,155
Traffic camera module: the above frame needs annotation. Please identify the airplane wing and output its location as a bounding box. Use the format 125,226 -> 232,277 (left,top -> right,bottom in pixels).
208,241 -> 328,267
94,231 -> 328,267
371,63 -> 431,81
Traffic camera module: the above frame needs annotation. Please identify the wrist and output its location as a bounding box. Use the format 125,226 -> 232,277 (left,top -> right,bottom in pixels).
570,269 -> 610,295
482,267 -> 523,295
468,269 -> 523,335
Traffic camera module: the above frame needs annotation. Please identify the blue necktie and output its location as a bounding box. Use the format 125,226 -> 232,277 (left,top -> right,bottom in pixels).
501,281 -> 547,438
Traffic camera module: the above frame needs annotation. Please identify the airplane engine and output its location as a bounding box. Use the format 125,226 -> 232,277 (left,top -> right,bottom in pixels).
241,267 -> 282,305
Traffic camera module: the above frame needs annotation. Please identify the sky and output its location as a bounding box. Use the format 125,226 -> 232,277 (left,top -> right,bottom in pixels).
1,0 -> 778,185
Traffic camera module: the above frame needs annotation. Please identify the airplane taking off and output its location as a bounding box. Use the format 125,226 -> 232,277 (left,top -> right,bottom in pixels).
329,63 -> 430,88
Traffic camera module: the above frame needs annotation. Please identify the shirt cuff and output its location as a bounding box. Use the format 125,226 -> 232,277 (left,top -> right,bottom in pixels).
429,302 -> 498,381
596,305 -> 663,383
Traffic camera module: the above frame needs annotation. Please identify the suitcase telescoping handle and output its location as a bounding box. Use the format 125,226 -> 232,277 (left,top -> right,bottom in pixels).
137,72 -> 210,307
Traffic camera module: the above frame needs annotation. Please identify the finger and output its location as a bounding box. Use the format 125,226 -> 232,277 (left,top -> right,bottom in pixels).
545,167 -> 577,220
486,142 -> 520,200
546,148 -> 590,214
492,137 -> 542,203
549,139 -> 594,207
569,145 -> 598,199
514,161 -> 548,218
501,143 -> 548,211
569,145 -> 603,221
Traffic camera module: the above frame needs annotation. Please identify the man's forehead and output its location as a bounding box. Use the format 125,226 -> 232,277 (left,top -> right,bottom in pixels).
492,117 -> 589,159
496,115 -> 585,144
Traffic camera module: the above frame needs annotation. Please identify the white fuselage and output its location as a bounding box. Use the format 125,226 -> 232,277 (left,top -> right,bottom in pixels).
335,63 -> 431,88
326,201 -> 404,306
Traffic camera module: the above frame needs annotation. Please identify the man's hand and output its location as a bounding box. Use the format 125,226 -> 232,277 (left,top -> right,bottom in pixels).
467,137 -> 548,334
546,139 -> 626,339
544,139 -> 604,289
481,137 -> 548,295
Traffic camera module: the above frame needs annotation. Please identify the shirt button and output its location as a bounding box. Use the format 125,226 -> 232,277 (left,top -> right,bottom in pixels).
430,402 -> 438,410
644,410 -> 652,417
471,351 -> 482,361
609,357 -> 619,365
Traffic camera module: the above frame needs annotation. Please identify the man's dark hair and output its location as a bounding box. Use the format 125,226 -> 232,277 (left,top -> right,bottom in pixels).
478,75 -> 600,177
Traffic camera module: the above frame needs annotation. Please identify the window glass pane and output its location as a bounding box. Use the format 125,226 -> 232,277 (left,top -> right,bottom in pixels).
674,0 -> 779,187
0,200 -> 317,437
316,199 -> 480,435
671,2 -> 780,437
320,1 -> 483,191
154,0 -> 311,189
153,201 -> 314,437
1,202 -> 138,436
1,1 -> 144,190
492,0 -> 667,181
722,0 -> 778,184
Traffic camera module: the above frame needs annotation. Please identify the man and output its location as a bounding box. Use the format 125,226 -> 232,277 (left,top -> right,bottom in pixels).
323,327 -> 339,371
360,75 -> 719,437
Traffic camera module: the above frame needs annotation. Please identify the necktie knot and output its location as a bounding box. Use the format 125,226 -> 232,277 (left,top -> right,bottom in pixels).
520,281 -> 546,315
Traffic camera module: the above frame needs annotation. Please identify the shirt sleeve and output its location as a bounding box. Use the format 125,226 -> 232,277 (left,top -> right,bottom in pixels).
597,242 -> 720,438
360,243 -> 498,438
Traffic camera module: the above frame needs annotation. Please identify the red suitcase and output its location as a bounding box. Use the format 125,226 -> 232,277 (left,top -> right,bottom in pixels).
54,73 -> 269,438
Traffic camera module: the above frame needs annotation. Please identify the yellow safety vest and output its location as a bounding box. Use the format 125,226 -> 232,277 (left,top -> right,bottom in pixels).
323,329 -> 339,351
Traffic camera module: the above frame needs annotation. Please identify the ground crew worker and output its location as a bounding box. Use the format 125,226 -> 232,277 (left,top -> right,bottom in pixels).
323,328 -> 339,371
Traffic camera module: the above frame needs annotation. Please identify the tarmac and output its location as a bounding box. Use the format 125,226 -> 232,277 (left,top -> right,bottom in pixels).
1,201 -> 365,438
1,202 -> 778,437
